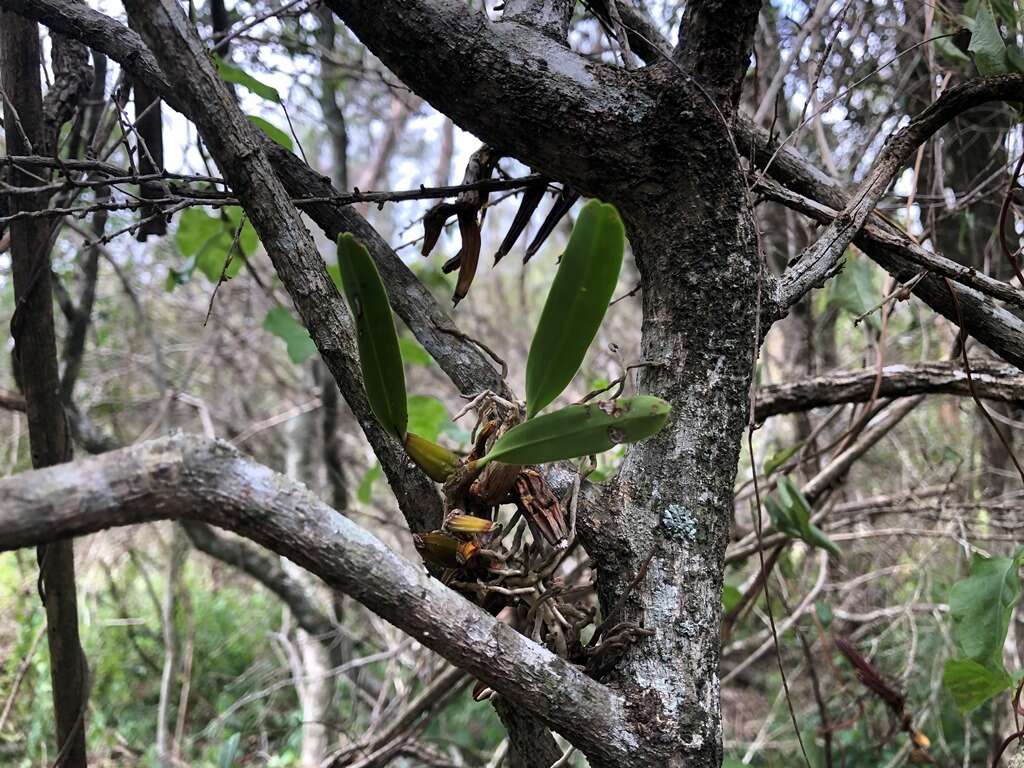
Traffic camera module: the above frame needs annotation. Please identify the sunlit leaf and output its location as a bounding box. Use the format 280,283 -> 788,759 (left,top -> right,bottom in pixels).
336,233 -> 407,438
525,200 -> 625,418
478,395 -> 670,467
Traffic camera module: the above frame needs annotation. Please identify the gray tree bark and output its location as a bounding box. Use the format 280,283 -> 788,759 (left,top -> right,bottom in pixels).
6,2 -> 1024,766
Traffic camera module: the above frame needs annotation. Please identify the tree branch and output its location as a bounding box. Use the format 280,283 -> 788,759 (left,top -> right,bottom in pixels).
754,175 -> 1024,310
0,434 -> 641,766
502,0 -> 575,41
1,14 -> 88,765
754,362 -> 1024,420
324,0 -> 655,195
735,109 -> 1024,371
123,0 -> 441,532
0,0 -> 509,401
674,0 -> 762,107
775,74 -> 1024,315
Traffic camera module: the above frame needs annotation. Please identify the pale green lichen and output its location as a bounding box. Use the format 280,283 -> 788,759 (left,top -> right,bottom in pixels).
661,503 -> 697,542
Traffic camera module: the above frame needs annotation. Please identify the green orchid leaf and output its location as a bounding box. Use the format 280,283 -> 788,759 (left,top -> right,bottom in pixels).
479,395 -> 670,467
336,233 -> 407,438
525,200 -> 625,418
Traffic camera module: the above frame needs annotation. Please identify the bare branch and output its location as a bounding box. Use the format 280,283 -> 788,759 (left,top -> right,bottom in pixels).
754,362 -> 1024,420
755,174 -> 1024,310
0,0 -> 509,400
123,0 -> 442,532
0,434 -> 641,765
736,112 -> 1024,371
773,73 -> 1024,314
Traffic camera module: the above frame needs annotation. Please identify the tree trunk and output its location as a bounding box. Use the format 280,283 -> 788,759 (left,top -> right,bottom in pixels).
0,14 -> 89,767
592,152 -> 759,764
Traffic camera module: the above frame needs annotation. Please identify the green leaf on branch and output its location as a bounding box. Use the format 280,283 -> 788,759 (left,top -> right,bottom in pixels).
336,233 -> 407,438
173,206 -> 256,286
478,395 -> 670,467
941,549 -> 1023,710
525,200 -> 625,418
214,56 -> 281,102
969,1 -> 1010,75
247,115 -> 293,150
763,442 -> 804,477
943,658 -> 1012,712
950,552 -> 1022,668
263,307 -> 317,364
766,477 -> 841,557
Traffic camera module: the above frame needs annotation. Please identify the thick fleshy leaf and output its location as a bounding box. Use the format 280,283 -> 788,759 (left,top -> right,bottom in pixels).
336,233 -> 407,438
404,432 -> 461,482
525,200 -> 625,418
478,396 -> 670,467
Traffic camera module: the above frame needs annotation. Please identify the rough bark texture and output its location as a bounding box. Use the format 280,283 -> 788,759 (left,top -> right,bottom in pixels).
0,434 -> 641,766
122,0 -> 443,533
327,5 -> 760,765
0,14 -> 88,767
0,0 -> 509,402
9,2 -> 1024,766
754,362 -> 1024,419
674,0 -> 762,106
